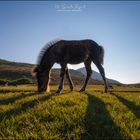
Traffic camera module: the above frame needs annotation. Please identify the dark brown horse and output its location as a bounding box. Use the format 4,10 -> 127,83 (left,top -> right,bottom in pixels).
32,39 -> 108,94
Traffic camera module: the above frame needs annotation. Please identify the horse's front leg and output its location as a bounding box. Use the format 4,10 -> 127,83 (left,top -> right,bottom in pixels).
56,63 -> 67,94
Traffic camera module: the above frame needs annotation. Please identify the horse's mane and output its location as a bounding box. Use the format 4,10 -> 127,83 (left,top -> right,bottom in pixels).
37,38 -> 62,65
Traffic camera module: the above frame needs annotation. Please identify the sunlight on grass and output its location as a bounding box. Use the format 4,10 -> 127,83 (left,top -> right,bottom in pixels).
0,85 -> 140,139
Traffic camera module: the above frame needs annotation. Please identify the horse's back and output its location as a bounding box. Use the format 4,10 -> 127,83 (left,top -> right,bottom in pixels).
51,39 -> 99,64
53,39 -> 98,51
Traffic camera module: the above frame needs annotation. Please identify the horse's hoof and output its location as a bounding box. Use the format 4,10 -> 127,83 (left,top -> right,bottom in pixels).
56,92 -> 61,95
79,89 -> 85,92
56,90 -> 61,95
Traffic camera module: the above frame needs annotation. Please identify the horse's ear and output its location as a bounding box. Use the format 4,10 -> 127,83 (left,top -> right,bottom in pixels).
31,65 -> 39,76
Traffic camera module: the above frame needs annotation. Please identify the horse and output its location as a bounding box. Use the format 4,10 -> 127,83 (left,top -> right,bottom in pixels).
32,39 -> 108,94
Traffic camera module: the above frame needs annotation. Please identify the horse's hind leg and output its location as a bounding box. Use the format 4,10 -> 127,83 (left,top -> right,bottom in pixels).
79,59 -> 92,92
66,67 -> 74,91
94,62 -> 108,93
56,63 -> 67,94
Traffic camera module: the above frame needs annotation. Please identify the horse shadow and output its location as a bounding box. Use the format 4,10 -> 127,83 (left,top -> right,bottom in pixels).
0,93 -> 55,122
0,92 -> 37,105
110,92 -> 140,119
81,92 -> 123,139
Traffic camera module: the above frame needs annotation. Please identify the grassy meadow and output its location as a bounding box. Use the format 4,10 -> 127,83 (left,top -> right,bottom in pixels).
0,85 -> 140,139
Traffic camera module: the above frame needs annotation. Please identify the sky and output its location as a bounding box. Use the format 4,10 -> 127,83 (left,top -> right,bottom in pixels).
0,1 -> 140,84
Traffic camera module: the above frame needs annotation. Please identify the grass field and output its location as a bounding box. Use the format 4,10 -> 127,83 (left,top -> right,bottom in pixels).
0,85 -> 140,139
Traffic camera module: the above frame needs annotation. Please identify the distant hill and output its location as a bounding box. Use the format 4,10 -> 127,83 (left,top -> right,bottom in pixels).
0,59 -> 33,80
0,59 -> 102,85
127,83 -> 140,88
77,67 -> 121,84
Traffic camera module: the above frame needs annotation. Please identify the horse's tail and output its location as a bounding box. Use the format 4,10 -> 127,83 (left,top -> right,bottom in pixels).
99,45 -> 104,65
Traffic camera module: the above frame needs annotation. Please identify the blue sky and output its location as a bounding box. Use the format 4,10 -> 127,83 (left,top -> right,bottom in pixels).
0,1 -> 140,84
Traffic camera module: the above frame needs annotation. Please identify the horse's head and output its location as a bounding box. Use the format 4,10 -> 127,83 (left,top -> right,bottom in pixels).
32,65 -> 50,93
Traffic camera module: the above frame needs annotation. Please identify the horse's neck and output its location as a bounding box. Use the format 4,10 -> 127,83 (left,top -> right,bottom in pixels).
40,55 -> 52,72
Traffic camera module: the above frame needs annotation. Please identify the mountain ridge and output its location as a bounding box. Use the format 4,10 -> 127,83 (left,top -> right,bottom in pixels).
1,58 -> 138,85
77,67 -> 121,84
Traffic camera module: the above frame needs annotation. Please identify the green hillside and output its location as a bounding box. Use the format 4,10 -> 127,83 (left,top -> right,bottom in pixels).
0,59 -> 33,80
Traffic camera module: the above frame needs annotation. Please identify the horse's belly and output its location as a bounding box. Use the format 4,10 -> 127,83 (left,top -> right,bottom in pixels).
68,60 -> 83,64
67,55 -> 88,64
